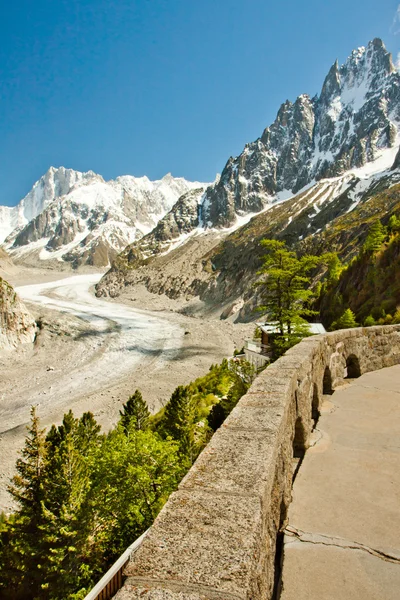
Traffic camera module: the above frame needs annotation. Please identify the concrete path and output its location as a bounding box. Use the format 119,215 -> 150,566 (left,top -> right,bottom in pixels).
280,365 -> 400,600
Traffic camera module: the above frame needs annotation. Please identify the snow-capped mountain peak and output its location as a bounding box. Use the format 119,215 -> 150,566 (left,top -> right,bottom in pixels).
200,38 -> 400,228
1,168 -> 208,268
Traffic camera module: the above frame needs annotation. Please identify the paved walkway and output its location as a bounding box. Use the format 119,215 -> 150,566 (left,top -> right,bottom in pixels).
280,365 -> 400,600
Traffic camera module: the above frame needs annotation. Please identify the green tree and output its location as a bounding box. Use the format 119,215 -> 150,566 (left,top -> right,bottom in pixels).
161,386 -> 196,462
257,239 -> 321,336
119,390 -> 150,433
332,308 -> 358,330
364,315 -> 376,327
88,427 -> 184,563
388,214 -> 400,234
269,317 -> 313,359
324,252 -> 344,284
207,359 -> 256,431
393,309 -> 400,324
40,411 -> 99,598
3,406 -> 48,599
362,220 -> 386,254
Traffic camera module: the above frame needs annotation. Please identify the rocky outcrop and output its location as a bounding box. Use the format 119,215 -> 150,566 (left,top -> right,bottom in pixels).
114,325 -> 400,600
146,188 -> 204,244
96,168 -> 400,318
0,247 -> 14,271
0,278 -> 37,350
201,39 -> 400,227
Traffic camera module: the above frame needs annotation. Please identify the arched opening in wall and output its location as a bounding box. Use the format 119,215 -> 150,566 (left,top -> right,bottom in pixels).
323,366 -> 333,395
292,417 -> 306,480
345,354 -> 361,379
312,383 -> 320,428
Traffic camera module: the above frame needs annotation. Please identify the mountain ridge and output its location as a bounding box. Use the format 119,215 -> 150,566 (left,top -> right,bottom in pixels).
1,167 -> 208,268
96,38 -> 400,317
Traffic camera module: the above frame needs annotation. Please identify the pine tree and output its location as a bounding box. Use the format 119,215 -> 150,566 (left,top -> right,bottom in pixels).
333,308 -> 358,330
363,220 -> 386,254
40,411 -> 97,598
77,411 -> 102,454
6,406 -> 48,599
388,214 -> 400,234
324,252 -> 344,284
257,239 -> 321,336
364,315 -> 376,327
119,390 -> 150,433
161,386 -> 196,461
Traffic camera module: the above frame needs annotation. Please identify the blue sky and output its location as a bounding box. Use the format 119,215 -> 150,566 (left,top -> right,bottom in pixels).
1,0 -> 399,206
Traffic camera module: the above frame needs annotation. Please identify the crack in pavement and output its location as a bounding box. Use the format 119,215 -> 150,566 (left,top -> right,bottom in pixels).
284,525 -> 400,565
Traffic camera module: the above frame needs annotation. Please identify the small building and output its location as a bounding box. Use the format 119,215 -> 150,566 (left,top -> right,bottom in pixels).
244,322 -> 326,369
258,322 -> 326,347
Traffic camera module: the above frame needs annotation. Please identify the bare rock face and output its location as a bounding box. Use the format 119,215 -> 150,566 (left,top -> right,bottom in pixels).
0,278 -> 37,350
201,39 -> 400,227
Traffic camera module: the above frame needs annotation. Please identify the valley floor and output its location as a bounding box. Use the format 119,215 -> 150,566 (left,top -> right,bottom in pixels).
0,268 -> 252,512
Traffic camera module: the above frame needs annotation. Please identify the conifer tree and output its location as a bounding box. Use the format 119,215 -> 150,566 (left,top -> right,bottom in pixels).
362,220 -> 386,254
161,386 -> 196,461
332,308 -> 358,330
5,406 -> 48,599
324,252 -> 344,284
40,411 -> 96,598
388,214 -> 400,234
119,390 -> 150,433
257,239 -> 321,336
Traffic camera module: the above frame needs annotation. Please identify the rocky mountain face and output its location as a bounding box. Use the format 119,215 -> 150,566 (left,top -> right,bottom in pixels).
0,167 -> 96,242
97,38 -> 400,311
97,155 -> 400,319
0,247 -> 15,274
1,168 -> 207,268
201,38 -> 400,227
0,278 -> 37,350
114,187 -> 205,266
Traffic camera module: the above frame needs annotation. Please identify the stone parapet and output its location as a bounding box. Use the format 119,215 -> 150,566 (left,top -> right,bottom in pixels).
114,325 -> 400,600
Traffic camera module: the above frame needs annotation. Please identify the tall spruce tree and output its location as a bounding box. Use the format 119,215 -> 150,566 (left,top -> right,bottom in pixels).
161,386 -> 196,462
332,308 -> 358,330
363,220 -> 386,254
119,390 -> 150,433
5,406 -> 48,599
40,411 -> 98,599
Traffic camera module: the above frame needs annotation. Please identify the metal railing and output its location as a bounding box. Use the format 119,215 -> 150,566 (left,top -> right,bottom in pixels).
83,530 -> 148,600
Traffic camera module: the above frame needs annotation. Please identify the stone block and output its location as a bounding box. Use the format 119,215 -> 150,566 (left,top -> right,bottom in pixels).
114,582 -> 236,600
180,427 -> 279,497
124,488 -> 267,599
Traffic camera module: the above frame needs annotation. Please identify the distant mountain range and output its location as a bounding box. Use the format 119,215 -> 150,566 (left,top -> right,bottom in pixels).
2,38 -> 400,317
0,167 -> 207,267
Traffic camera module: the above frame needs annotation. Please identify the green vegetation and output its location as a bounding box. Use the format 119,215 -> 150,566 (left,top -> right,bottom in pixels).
0,407 -> 183,600
256,216 -> 400,337
319,216 -> 400,328
330,308 -> 358,330
256,239 -> 326,357
0,357 -> 255,600
257,239 -> 322,335
119,389 -> 150,432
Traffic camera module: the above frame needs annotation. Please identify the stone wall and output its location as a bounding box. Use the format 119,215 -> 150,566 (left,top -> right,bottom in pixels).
115,325 -> 400,600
